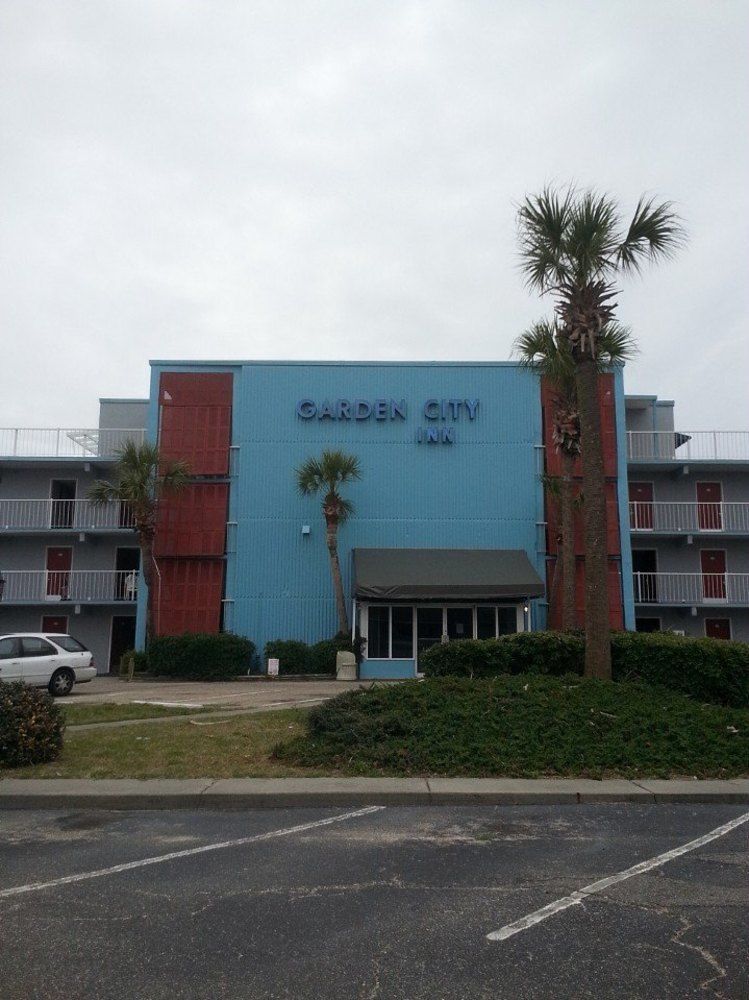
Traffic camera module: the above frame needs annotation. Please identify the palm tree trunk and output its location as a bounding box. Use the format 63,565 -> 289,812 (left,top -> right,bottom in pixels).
560,451 -> 577,631
326,522 -> 349,635
574,356 -> 612,678
139,534 -> 156,645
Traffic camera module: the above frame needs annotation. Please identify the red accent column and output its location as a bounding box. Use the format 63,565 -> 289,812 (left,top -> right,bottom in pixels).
154,372 -> 233,635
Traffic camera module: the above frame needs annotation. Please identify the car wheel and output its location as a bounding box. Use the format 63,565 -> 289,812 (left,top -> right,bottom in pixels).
49,668 -> 75,697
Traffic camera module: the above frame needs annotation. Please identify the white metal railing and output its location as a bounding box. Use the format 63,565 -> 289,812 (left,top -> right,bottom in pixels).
0,428 -> 146,458
0,570 -> 138,603
629,501 -> 749,534
633,572 -> 749,605
0,499 -> 135,531
627,431 -> 749,462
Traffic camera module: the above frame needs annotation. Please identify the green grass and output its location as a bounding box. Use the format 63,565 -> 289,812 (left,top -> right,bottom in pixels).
9,709 -> 321,779
274,675 -> 749,779
61,702 -> 213,727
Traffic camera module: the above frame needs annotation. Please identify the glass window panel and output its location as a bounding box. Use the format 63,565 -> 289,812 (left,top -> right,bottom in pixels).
391,606 -> 413,659
476,606 -> 496,639
0,637 -> 18,659
367,606 -> 390,658
497,607 -> 518,635
417,607 -> 443,657
21,637 -> 56,657
446,607 -> 473,640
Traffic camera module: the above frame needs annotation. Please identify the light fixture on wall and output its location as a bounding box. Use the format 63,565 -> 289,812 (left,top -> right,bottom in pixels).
301,524 -> 310,536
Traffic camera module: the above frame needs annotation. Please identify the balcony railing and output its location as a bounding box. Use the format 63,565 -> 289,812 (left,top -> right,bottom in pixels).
629,501 -> 749,534
0,428 -> 146,459
0,570 -> 138,604
627,431 -> 749,462
0,499 -> 135,532
633,572 -> 749,606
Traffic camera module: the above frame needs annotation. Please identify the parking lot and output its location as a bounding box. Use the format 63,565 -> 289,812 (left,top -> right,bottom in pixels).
1,803 -> 747,999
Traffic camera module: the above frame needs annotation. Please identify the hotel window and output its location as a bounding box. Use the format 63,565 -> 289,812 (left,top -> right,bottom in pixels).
367,606 -> 390,658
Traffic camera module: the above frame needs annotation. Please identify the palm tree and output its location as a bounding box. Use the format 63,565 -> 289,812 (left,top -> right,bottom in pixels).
517,187 -> 685,678
516,318 -> 636,632
296,449 -> 361,635
88,440 -> 189,641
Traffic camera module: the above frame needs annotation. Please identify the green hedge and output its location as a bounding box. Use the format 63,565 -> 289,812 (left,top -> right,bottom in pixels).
419,631 -> 749,708
148,633 -> 255,680
263,634 -> 360,675
0,681 -> 65,768
264,640 -> 317,675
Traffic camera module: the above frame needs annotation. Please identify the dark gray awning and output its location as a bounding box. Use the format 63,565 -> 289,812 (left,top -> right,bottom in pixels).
353,548 -> 545,601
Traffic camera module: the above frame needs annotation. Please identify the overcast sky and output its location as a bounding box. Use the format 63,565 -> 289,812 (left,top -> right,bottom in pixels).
1,1 -> 747,429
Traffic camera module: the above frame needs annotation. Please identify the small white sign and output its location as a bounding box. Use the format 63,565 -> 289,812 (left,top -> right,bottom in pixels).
267,658 -> 280,676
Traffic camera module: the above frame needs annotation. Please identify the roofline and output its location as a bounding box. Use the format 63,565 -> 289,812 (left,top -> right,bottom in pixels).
148,359 -> 527,369
99,398 -> 149,403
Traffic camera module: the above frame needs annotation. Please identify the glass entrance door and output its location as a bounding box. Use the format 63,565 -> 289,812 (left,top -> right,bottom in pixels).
446,607 -> 473,641
416,608 -> 443,658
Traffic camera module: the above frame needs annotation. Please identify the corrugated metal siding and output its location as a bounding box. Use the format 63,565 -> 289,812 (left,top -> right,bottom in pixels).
158,372 -> 233,475
154,372 -> 233,635
155,483 -> 228,557
157,560 -> 224,635
222,362 -> 545,654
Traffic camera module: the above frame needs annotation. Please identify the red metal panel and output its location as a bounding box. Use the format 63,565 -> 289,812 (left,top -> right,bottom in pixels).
160,372 -> 233,407
156,559 -> 224,635
158,373 -> 232,475
155,483 -> 228,557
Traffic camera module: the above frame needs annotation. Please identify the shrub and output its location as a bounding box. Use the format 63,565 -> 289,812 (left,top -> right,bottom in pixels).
419,631 -> 749,707
264,640 -> 314,675
276,674 -> 749,778
420,632 -> 584,679
0,681 -> 65,768
118,649 -> 150,677
309,633 -> 359,674
611,631 -> 749,708
147,633 -> 255,680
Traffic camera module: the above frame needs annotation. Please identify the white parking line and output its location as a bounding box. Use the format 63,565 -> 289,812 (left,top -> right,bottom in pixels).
0,806 -> 385,901
487,810 -> 749,943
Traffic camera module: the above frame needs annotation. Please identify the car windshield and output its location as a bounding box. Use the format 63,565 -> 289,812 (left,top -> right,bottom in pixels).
49,635 -> 88,653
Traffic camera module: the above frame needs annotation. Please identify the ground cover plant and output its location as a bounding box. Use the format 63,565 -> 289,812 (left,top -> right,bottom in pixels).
275,675 -> 749,779
420,632 -> 749,708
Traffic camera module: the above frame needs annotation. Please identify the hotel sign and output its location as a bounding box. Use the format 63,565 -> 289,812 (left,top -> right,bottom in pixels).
296,398 -> 480,444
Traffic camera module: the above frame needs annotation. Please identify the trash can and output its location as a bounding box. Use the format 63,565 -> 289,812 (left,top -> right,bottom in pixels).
335,650 -> 357,681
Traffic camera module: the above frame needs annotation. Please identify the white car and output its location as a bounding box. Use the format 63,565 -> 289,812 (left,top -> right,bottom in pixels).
0,633 -> 97,696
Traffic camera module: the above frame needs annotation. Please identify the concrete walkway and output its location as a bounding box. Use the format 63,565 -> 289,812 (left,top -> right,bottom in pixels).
1,777 -> 747,809
65,676 -> 369,709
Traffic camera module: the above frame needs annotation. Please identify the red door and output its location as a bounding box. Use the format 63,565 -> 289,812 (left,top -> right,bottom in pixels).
41,615 -> 68,633
705,618 -> 731,640
46,548 -> 72,598
629,482 -> 653,530
701,550 -> 726,601
697,482 -> 722,531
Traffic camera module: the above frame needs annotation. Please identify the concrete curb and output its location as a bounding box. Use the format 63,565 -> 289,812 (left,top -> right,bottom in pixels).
1,777 -> 747,810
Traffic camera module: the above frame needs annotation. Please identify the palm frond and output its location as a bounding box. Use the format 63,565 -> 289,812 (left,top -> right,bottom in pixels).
596,323 -> 638,367
616,197 -> 686,275
517,186 -> 575,291
514,319 -> 575,384
87,479 -> 119,505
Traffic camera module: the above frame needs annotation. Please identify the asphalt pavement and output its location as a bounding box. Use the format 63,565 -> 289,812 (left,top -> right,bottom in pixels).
1,803 -> 747,999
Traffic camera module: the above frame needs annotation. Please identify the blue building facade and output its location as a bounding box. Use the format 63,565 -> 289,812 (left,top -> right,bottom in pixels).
141,360 -> 634,677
